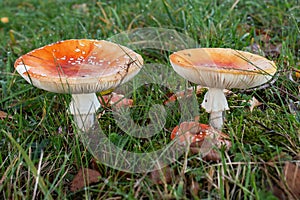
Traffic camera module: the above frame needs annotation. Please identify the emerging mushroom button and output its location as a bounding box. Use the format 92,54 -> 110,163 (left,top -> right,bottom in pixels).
14,39 -> 143,131
169,48 -> 277,129
170,121 -> 231,161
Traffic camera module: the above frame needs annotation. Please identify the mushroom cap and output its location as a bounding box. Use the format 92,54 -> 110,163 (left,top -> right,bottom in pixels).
170,121 -> 231,149
169,48 -> 277,89
14,39 -> 143,94
171,122 -> 210,145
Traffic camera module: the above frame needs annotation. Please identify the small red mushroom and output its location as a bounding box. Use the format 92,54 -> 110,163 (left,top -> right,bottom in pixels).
99,92 -> 133,109
171,121 -> 231,161
171,122 -> 210,145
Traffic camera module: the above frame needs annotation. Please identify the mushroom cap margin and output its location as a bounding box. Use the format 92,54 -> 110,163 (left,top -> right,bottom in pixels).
14,39 -> 143,94
169,48 -> 277,89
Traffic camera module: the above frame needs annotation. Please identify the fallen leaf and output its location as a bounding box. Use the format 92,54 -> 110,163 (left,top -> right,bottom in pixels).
72,3 -> 89,13
0,110 -> 12,119
1,17 -> 9,23
271,185 -> 288,200
255,28 -> 282,58
258,30 -> 271,44
89,158 -> 102,172
149,164 -> 173,185
236,23 -> 251,37
245,42 -> 265,56
283,162 -> 300,198
264,43 -> 282,58
70,168 -> 101,192
164,86 -> 205,105
190,179 -> 200,196
248,96 -> 262,112
223,88 -> 235,96
270,159 -> 300,200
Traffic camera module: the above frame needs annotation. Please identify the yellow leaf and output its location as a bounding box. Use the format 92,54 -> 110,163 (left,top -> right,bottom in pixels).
248,96 -> 262,112
295,70 -> 300,79
1,17 -> 9,23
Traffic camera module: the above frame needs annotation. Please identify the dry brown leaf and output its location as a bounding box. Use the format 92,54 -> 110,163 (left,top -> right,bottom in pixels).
191,148 -> 221,161
190,179 -> 200,196
271,185 -> 288,200
264,43 -> 282,58
243,28 -> 282,58
283,162 -> 300,198
70,168 -> 101,192
89,158 -> 102,172
149,164 -> 173,185
72,3 -> 89,13
164,86 -> 205,105
248,96 -> 262,112
0,110 -> 12,119
271,161 -> 300,200
245,42 -> 265,56
223,89 -> 235,96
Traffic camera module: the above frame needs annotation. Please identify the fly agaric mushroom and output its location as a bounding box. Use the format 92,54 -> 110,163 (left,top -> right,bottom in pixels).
171,122 -> 210,145
171,121 -> 231,161
169,48 -> 277,129
14,39 -> 143,131
99,92 -> 133,109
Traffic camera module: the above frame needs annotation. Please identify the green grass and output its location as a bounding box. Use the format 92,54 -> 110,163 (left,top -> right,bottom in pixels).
1,0 -> 299,199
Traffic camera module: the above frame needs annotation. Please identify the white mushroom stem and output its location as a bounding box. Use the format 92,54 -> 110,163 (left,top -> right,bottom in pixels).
201,88 -> 229,130
209,111 -> 224,130
69,93 -> 101,131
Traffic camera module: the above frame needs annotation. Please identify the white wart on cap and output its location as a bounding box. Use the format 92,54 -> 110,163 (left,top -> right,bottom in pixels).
14,39 -> 143,131
170,48 -> 277,129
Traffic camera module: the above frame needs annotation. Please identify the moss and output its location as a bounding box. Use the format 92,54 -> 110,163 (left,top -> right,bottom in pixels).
227,102 -> 299,160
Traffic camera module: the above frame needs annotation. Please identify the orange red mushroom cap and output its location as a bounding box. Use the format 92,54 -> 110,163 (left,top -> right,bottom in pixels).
171,122 -> 211,145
